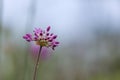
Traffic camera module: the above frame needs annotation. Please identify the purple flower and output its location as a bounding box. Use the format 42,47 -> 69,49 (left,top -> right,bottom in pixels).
23,26 -> 59,50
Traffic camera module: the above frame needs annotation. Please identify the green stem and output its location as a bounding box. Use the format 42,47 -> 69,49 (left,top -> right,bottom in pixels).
33,46 -> 42,80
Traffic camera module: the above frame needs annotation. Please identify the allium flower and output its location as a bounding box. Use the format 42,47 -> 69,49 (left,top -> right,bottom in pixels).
23,26 -> 59,50
23,26 -> 59,80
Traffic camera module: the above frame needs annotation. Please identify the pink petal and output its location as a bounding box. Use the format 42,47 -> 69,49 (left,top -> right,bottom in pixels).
46,26 -> 51,32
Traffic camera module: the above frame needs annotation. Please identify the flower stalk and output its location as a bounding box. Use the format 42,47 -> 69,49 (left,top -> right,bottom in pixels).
33,46 -> 42,80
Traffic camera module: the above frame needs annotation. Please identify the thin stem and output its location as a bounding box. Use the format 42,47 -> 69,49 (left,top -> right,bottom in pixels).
33,46 -> 42,80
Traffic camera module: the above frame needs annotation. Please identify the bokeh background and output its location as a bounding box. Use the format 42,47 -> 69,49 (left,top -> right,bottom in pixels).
0,0 -> 120,80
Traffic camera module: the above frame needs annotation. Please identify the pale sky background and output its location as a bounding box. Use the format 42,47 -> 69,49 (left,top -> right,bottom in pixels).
2,0 -> 120,44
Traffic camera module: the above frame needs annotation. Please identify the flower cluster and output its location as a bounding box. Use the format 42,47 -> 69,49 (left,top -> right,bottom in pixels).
23,26 -> 59,50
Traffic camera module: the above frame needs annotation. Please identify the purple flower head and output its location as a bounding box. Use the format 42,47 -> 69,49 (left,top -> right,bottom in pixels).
23,26 -> 59,50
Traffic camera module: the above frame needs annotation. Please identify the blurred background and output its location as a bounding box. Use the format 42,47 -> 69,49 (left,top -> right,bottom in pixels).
0,0 -> 120,80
